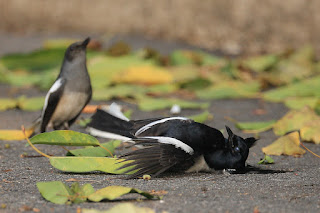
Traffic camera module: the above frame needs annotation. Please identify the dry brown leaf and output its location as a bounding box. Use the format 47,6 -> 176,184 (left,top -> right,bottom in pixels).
262,132 -> 306,156
82,105 -> 101,114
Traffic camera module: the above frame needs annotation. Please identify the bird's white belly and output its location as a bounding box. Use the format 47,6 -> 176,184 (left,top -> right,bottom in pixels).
186,155 -> 212,173
49,92 -> 88,127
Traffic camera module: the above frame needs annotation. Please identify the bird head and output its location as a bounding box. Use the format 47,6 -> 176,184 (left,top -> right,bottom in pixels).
65,37 -> 90,61
204,126 -> 257,171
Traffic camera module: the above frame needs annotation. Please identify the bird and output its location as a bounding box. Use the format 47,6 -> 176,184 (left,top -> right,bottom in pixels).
87,103 -> 257,178
40,37 -> 92,132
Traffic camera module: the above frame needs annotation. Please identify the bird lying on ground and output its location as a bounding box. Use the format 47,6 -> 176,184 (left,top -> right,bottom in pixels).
40,37 -> 92,132
87,103 -> 257,178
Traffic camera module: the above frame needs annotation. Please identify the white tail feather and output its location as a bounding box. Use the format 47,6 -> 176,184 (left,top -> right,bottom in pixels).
140,136 -> 194,154
86,127 -> 131,141
101,102 -> 129,121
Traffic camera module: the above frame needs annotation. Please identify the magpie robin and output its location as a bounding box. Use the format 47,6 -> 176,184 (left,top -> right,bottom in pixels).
40,38 -> 92,132
87,103 -> 257,178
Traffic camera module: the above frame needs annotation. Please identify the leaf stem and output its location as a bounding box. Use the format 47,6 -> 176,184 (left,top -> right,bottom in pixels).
22,126 -> 51,159
98,145 -> 114,157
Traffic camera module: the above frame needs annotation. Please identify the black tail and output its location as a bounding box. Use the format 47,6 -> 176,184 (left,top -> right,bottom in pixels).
87,109 -> 133,140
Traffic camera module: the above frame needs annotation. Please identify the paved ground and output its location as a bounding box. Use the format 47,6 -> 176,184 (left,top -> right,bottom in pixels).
0,34 -> 319,213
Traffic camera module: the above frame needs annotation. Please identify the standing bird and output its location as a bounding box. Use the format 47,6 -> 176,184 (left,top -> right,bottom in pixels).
87,103 -> 257,178
40,38 -> 92,132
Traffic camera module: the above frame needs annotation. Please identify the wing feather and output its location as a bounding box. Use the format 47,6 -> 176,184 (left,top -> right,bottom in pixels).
40,78 -> 66,132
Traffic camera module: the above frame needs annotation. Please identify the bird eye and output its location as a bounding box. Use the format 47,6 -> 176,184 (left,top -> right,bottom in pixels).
234,147 -> 240,152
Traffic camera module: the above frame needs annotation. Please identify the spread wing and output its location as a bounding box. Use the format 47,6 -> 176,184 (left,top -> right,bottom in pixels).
118,136 -> 194,178
40,78 -> 66,132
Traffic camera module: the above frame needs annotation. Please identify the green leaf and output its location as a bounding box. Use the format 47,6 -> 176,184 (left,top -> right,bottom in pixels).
138,97 -> 209,111
69,182 -> 95,204
67,140 -> 121,157
235,120 -> 276,133
258,155 -> 275,164
284,97 -> 319,110
242,54 -> 278,72
180,78 -> 211,91
30,130 -> 100,146
17,96 -> 45,111
88,54 -> 155,89
36,181 -> 72,204
82,203 -> 156,213
263,76 -> 320,102
50,157 -> 136,174
0,98 -> 17,111
77,118 -> 92,127
93,84 -> 146,101
88,186 -> 158,202
1,48 -> 66,72
196,81 -> 260,100
188,111 -> 213,123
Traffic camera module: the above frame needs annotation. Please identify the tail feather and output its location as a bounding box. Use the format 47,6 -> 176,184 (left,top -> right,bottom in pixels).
87,106 -> 133,140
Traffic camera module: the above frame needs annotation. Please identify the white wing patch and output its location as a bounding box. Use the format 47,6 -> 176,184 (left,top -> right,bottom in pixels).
86,127 -> 131,141
185,155 -> 211,173
141,136 -> 194,154
135,117 -> 190,136
101,102 -> 129,121
41,78 -> 64,119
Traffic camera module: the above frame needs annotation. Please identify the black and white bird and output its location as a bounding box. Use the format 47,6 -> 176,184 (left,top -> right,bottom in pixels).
40,37 -> 92,132
87,103 -> 257,178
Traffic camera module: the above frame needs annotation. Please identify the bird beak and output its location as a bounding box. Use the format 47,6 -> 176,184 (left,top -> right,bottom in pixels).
225,126 -> 234,148
82,37 -> 91,48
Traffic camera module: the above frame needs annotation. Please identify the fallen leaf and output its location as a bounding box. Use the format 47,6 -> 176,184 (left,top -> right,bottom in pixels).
88,185 -> 158,202
196,81 -> 260,100
67,140 -> 121,157
262,132 -> 305,156
82,105 -> 100,114
273,106 -> 320,136
30,130 -> 100,146
82,203 -> 155,213
235,120 -> 276,133
284,97 -> 318,110
93,85 -> 146,101
37,181 -> 71,204
17,96 -> 45,111
300,121 -> 320,144
263,76 -> 320,102
113,65 -> 173,85
0,126 -> 34,141
49,157 -> 136,174
258,155 -> 274,164
0,98 -> 17,111
88,54 -> 154,89
188,111 -> 213,123
0,48 -> 65,72
242,54 -> 278,72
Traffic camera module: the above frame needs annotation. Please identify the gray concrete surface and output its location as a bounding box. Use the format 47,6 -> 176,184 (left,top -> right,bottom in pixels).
0,34 -> 319,213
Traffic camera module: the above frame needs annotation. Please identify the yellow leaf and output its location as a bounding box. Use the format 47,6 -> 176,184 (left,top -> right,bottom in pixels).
262,132 -> 305,156
0,126 -> 35,141
273,106 -> 320,135
113,65 -> 173,85
300,121 -> 320,144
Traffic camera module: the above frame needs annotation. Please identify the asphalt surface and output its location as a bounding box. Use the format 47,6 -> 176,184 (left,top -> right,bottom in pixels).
0,33 -> 319,213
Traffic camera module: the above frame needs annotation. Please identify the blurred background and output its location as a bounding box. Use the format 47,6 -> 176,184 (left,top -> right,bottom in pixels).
1,0 -> 319,55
